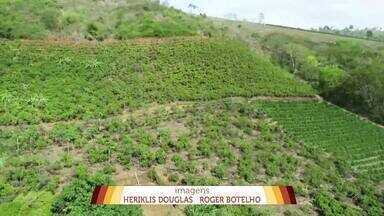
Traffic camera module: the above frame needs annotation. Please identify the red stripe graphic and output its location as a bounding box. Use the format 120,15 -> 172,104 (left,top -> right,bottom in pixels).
286,186 -> 297,204
91,186 -> 102,204
96,186 -> 108,205
279,186 -> 291,204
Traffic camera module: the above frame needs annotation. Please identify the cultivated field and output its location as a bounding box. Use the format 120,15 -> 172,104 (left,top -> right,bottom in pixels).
0,38 -> 314,125
259,101 -> 384,180
1,1 -> 384,215
1,98 -> 381,215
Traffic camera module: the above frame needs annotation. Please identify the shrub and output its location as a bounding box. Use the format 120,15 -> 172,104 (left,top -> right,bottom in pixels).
147,169 -> 164,185
50,124 -> 81,145
155,149 -> 166,164
86,22 -> 107,41
314,191 -> 361,216
197,138 -> 213,157
176,135 -> 190,151
117,136 -> 134,168
0,191 -> 54,216
51,171 -> 142,215
168,173 -> 179,183
238,156 -> 254,182
319,66 -> 347,94
212,163 -> 227,179
87,146 -> 109,163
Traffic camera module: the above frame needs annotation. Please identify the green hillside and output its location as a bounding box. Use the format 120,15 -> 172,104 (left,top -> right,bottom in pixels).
260,101 -> 384,180
0,0 -> 216,40
1,1 -> 384,216
216,18 -> 384,125
0,38 -> 314,125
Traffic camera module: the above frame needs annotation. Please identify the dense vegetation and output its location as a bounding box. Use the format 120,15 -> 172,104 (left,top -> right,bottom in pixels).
1,99 -> 383,215
0,0 -> 216,40
259,100 -> 384,181
1,1 -> 384,215
257,33 -> 384,125
0,38 -> 314,125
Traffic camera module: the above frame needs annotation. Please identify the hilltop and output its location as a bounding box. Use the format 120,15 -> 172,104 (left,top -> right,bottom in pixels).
0,0 -> 216,40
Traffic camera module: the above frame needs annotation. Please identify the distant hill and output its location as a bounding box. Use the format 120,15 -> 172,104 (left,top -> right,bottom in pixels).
211,18 -> 384,46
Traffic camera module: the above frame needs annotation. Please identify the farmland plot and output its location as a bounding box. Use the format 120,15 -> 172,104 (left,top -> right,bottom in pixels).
0,37 -> 314,125
1,99 -> 382,215
259,101 -> 384,180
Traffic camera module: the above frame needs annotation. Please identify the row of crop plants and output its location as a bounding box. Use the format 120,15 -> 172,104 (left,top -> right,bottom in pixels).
258,100 -> 384,181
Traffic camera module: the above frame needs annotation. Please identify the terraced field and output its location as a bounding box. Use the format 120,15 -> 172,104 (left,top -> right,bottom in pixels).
0,37 -> 314,125
259,101 -> 384,180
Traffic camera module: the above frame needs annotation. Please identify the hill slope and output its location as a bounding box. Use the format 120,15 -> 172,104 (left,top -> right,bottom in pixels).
0,37 -> 314,125
0,0 -> 216,40
1,2 -> 384,216
1,98 -> 383,215
260,100 -> 384,180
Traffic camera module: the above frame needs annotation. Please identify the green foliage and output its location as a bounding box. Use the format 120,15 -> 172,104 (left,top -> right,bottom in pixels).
260,101 -> 384,180
314,191 -> 362,216
5,156 -> 50,191
0,191 -> 54,216
51,170 -> 142,215
212,162 -> 227,179
197,138 -> 214,157
176,135 -> 190,151
0,0 -> 215,40
0,0 -> 57,39
261,34 -> 384,124
0,38 -> 314,125
50,124 -> 81,145
238,156 -> 254,182
319,65 -> 347,93
147,169 -> 164,185
86,22 -> 108,41
87,146 -> 109,163
1,99 -> 383,215
117,135 -> 134,168
115,11 -> 199,39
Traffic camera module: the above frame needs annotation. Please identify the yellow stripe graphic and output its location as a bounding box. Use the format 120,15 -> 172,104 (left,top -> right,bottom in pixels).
110,186 -> 124,204
272,186 -> 284,204
104,187 -> 115,204
264,186 -> 277,204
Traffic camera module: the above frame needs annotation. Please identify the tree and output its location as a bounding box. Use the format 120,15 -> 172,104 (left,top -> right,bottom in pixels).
322,25 -> 331,31
366,30 -> 373,38
188,3 -> 198,10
